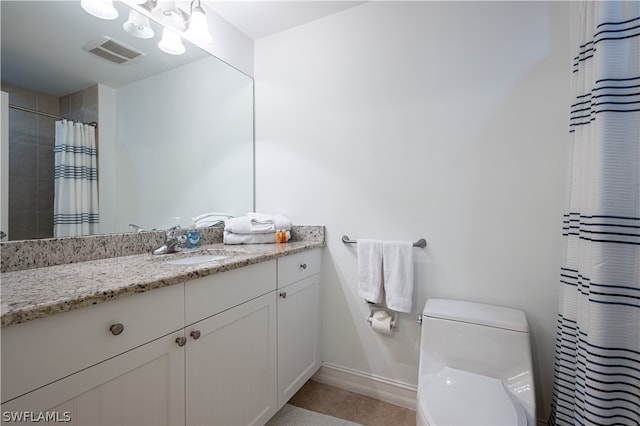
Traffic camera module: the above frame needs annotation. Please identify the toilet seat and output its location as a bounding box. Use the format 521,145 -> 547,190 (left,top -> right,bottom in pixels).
419,367 -> 527,425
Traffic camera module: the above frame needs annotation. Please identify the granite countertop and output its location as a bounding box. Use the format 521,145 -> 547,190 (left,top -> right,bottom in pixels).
1,241 -> 323,328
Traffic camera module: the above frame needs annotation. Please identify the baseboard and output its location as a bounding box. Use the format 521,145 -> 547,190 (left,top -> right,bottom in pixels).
311,362 -> 417,411
312,363 -> 550,424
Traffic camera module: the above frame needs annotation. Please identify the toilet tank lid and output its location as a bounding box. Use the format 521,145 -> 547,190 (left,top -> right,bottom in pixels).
423,299 -> 529,332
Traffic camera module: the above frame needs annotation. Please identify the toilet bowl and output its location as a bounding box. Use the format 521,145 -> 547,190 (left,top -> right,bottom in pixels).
417,367 -> 527,425
417,299 -> 535,426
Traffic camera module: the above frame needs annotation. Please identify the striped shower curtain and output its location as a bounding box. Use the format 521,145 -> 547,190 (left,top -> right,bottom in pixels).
549,2 -> 639,425
53,120 -> 99,237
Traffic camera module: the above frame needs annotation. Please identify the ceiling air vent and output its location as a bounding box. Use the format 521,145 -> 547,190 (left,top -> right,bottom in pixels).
83,36 -> 144,65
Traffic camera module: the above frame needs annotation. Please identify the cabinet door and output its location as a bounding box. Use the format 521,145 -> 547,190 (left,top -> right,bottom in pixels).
2,283 -> 184,404
277,274 -> 322,408
1,331 -> 185,426
186,292 -> 277,426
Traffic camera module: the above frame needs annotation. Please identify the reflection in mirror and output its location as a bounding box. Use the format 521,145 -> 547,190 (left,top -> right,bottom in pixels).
0,0 -> 254,241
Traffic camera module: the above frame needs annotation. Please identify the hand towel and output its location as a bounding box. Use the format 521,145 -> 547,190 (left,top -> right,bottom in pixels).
193,212 -> 232,223
382,241 -> 414,312
224,216 -> 255,233
225,214 -> 292,234
247,212 -> 292,232
357,239 -> 384,304
223,230 -> 290,245
193,213 -> 230,228
195,219 -> 224,228
247,212 -> 275,222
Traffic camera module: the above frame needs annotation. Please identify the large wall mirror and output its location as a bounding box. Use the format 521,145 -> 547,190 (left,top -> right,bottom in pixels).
1,0 -> 254,240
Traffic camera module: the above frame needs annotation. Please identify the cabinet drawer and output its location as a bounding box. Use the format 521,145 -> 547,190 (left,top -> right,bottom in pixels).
2,330 -> 185,425
277,249 -> 322,288
1,284 -> 184,404
185,260 -> 276,326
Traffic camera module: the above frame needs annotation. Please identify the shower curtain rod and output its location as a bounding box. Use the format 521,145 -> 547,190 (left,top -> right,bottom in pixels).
8,103 -> 97,127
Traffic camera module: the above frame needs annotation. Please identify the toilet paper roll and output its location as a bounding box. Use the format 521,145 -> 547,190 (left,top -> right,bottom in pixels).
371,310 -> 393,335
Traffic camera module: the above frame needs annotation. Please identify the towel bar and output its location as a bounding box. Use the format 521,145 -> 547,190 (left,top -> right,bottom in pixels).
341,235 -> 427,248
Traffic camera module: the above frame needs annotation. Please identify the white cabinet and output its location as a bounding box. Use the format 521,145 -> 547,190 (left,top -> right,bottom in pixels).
2,330 -> 186,426
276,249 -> 322,408
1,283 -> 184,404
1,250 -> 322,426
184,261 -> 278,426
186,292 -> 277,426
184,260 -> 276,326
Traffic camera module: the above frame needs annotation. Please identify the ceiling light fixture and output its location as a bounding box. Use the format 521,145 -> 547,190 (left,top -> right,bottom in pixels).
80,0 -> 213,56
185,1 -> 212,45
123,10 -> 155,39
80,0 -> 118,20
158,28 -> 186,55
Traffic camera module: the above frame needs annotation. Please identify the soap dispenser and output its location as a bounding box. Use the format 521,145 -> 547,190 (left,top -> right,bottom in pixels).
185,219 -> 201,249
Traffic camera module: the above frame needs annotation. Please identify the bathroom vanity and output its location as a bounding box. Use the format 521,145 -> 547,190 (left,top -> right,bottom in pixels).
1,229 -> 323,425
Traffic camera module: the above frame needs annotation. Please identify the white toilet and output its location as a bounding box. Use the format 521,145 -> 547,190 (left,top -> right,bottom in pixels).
417,298 -> 536,426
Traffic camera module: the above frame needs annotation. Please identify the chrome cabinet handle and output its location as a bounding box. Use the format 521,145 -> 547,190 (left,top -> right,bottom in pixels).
280,292 -> 287,299
176,336 -> 187,347
109,323 -> 124,336
190,330 -> 201,340
300,263 -> 307,270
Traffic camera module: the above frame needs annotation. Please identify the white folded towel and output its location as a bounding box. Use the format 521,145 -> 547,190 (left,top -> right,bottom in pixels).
382,241 -> 414,312
225,214 -> 292,234
193,212 -> 232,228
357,239 -> 384,304
247,212 -> 292,232
194,212 -> 232,223
195,219 -> 224,228
223,230 -> 290,245
247,212 -> 277,222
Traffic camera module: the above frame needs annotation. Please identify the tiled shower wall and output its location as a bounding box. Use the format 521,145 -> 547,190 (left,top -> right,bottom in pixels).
2,83 -> 57,240
2,83 -> 98,241
59,85 -> 99,125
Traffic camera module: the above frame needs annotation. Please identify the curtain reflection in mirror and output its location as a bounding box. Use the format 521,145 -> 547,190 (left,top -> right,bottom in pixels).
53,120 -> 99,237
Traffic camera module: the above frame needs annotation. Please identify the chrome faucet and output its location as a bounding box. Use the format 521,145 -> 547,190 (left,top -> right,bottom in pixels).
129,223 -> 144,233
152,226 -> 182,255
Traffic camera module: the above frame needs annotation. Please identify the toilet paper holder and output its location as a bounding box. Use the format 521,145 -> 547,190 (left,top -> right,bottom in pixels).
367,308 -> 398,330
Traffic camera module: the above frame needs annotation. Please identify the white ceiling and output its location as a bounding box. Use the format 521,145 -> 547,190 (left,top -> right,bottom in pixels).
0,1 -> 365,97
1,1 -> 209,96
206,1 -> 365,40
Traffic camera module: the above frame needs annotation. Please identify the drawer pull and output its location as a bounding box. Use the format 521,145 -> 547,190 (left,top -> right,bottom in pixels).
280,292 -> 287,299
109,323 -> 124,336
190,330 -> 201,340
176,336 -> 187,347
300,263 -> 307,270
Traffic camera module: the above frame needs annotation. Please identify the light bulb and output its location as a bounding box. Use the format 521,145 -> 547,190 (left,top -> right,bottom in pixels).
80,0 -> 118,20
158,28 -> 185,55
123,10 -> 155,39
186,5 -> 212,45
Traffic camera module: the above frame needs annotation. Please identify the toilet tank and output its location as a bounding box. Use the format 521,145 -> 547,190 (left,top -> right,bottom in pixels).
419,298 -> 534,386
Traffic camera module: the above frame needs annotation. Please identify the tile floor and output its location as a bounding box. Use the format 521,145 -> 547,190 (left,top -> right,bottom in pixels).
288,380 -> 416,426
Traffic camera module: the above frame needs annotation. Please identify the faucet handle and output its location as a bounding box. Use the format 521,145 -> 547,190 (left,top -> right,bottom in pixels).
166,226 -> 180,239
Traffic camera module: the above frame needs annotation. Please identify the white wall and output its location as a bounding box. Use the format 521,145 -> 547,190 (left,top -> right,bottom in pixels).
255,1 -> 570,421
199,4 -> 254,77
114,57 -> 254,232
97,84 -> 117,236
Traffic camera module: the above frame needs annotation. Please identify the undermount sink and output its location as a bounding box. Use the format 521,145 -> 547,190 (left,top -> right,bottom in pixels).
158,247 -> 246,265
165,254 -> 229,265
